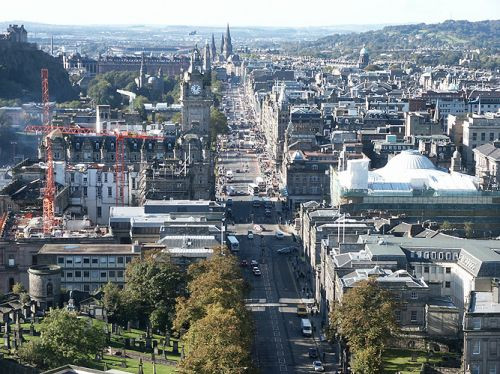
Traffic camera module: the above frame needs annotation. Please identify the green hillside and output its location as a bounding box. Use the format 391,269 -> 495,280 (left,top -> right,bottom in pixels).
290,20 -> 500,68
0,42 -> 77,102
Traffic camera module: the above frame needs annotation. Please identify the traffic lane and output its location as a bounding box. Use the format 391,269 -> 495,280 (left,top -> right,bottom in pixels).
240,234 -> 293,373
269,242 -> 324,374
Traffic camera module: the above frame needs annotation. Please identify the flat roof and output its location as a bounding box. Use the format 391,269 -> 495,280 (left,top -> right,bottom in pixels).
469,291 -> 500,314
39,244 -> 136,255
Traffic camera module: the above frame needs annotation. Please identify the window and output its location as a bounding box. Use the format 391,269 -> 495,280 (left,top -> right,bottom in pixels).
83,271 -> 90,278
108,187 -> 112,197
125,257 -> 132,264
472,132 -> 477,141
117,257 -> 124,264
97,173 -> 101,182
66,258 -> 73,265
471,363 -> 480,374
481,133 -> 486,141
104,173 -> 108,183
97,187 -> 102,198
57,257 -> 64,264
490,341 -> 497,356
83,187 -> 87,197
411,311 -> 417,322
489,364 -> 497,374
75,271 -> 81,278
97,206 -> 102,218
395,310 -> 401,322
100,257 -> 107,264
91,271 -> 98,279
446,267 -> 451,274
472,340 -> 481,355
445,252 -> 452,260
424,252 -> 430,259
109,270 -> 115,278
445,281 -> 451,288
92,258 -> 98,264
490,133 -> 495,141
109,257 -> 115,264
46,283 -> 53,296
83,257 -> 90,264
431,252 -> 437,259
472,318 -> 481,330
411,291 -> 418,300
100,272 -> 107,278
83,284 -> 90,292
424,266 -> 429,273
8,255 -> 15,267
117,270 -> 124,278
438,252 -> 444,260
66,272 -> 73,278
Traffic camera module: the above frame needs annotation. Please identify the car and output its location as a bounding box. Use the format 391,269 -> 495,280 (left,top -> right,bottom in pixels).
247,230 -> 254,239
277,247 -> 291,254
265,209 -> 271,217
297,304 -> 308,317
239,260 -> 248,267
252,268 -> 261,276
313,361 -> 325,372
308,348 -> 318,359
250,259 -> 258,267
275,230 -> 284,239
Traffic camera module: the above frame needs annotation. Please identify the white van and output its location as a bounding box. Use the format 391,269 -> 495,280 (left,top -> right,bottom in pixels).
301,318 -> 312,337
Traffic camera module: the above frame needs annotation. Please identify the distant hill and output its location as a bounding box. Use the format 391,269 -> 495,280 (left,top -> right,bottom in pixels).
293,20 -> 500,60
0,42 -> 77,102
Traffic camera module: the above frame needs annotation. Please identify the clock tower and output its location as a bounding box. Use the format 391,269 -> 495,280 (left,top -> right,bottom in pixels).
180,47 -> 212,136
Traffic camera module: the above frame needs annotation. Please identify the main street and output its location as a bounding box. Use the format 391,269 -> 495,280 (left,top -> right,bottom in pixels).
216,83 -> 337,373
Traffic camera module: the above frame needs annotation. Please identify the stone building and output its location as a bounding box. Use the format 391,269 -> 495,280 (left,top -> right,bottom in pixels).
473,141 -> 500,190
28,265 -> 61,311
0,25 -> 27,43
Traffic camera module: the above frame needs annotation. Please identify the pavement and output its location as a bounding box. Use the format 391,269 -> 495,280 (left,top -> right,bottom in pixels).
217,83 -> 338,373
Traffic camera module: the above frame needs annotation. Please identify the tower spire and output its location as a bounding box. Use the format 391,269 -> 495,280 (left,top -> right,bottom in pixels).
211,33 -> 217,61
203,39 -> 211,73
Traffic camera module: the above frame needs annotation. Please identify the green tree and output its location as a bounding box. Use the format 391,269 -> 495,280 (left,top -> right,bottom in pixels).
12,282 -> 26,295
329,279 -> 397,373
440,221 -> 452,231
465,222 -> 474,238
209,107 -> 229,145
87,79 -> 115,106
364,64 -> 382,71
171,112 -> 182,124
351,346 -> 383,374
18,309 -> 106,369
133,95 -> 149,120
101,282 -> 125,324
124,253 -> 185,332
180,304 -> 252,374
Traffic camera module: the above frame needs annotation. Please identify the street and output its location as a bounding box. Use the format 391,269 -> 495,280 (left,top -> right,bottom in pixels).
217,84 -> 337,373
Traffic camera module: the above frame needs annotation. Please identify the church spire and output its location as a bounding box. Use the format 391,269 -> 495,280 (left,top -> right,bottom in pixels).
139,52 -> 146,88
210,33 -> 217,61
203,39 -> 211,73
223,23 -> 233,59
220,33 -> 224,54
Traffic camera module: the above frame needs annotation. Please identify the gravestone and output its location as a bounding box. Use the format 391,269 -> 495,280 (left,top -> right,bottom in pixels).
124,338 -> 129,348
145,337 -> 152,351
165,333 -> 170,347
130,337 -> 135,348
12,337 -> 17,351
29,322 -> 35,336
153,340 -> 159,355
172,340 -> 179,354
127,321 -> 131,331
3,331 -> 10,350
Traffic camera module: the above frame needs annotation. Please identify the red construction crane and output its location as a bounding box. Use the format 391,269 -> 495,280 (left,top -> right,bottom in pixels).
41,68 -> 51,128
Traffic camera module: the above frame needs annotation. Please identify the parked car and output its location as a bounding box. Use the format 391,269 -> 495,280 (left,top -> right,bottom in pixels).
247,230 -> 254,239
275,230 -> 284,239
313,361 -> 325,372
308,348 -> 318,359
250,260 -> 258,267
252,268 -> 261,276
239,260 -> 248,267
277,247 -> 292,254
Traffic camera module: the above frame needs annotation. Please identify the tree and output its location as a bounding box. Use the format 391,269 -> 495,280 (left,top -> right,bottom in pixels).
329,279 -> 397,373
12,282 -> 26,295
440,221 -> 452,231
101,282 -> 125,323
123,253 -> 185,332
364,64 -> 382,71
132,95 -> 149,120
464,222 -> 474,238
209,107 -> 229,145
171,112 -> 182,124
351,346 -> 383,374
87,79 -> 115,106
18,309 -> 106,369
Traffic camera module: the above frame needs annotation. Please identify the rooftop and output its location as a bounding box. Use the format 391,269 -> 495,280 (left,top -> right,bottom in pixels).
39,244 -> 137,255
469,291 -> 500,314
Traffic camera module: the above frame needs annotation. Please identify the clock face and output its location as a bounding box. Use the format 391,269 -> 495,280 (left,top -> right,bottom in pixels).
191,84 -> 201,95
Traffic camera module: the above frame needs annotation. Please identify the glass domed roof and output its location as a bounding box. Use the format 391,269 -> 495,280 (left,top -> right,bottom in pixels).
383,150 -> 435,171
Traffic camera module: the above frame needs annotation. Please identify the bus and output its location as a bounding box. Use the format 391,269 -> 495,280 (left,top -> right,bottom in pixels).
227,235 -> 239,252
255,176 -> 266,192
248,183 -> 259,195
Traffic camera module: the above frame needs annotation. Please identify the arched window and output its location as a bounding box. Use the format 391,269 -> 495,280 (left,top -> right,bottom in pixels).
47,282 -> 53,296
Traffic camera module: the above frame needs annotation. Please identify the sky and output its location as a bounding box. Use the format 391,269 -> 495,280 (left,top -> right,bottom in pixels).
2,0 -> 499,27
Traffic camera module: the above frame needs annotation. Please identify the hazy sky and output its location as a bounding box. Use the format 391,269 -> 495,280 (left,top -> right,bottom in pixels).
3,0 -> 499,27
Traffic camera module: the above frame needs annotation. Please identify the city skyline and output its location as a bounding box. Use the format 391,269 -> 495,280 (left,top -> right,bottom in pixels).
3,0 -> 499,27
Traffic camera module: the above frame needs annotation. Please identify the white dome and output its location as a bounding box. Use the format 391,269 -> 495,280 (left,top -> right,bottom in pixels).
383,150 -> 435,171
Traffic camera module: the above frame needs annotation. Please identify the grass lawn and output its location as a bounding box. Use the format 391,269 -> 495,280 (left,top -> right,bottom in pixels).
383,348 -> 459,374
13,318 -> 180,372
